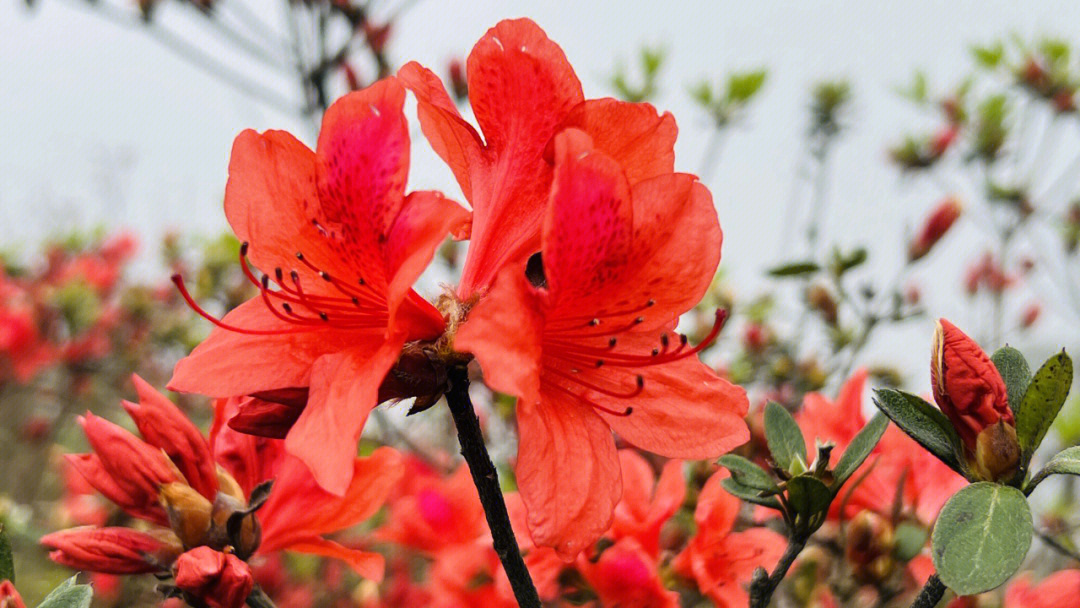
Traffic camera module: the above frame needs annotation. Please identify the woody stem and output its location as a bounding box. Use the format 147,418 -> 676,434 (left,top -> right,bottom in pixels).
910,574 -> 946,608
246,585 -> 277,608
748,534 -> 807,608
445,365 -> 541,608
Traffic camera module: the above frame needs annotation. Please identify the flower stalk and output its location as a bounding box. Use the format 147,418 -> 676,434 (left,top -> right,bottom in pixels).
444,365 -> 541,608
748,534 -> 808,608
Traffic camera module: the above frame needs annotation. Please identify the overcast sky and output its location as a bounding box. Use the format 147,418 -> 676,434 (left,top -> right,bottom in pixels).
4,0 -> 1080,385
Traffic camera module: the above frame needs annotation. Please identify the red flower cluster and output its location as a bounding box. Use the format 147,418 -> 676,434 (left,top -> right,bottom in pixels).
169,16 -> 748,560
43,376 -> 403,608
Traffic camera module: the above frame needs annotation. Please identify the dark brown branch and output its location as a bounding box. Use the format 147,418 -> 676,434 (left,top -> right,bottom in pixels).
445,365 -> 540,608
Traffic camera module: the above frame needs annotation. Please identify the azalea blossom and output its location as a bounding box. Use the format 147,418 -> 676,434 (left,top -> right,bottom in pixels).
167,77 -> 467,493
673,469 -> 786,607
42,376 -> 403,603
399,17 -> 679,299
1003,570 -> 1080,608
456,128 -> 747,557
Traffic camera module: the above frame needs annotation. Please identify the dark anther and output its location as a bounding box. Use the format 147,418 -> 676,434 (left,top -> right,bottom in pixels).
282,303 -> 293,313
595,359 -> 605,367
646,299 -> 656,307
351,297 -> 360,306
295,252 -> 305,261
634,316 -> 644,324
525,252 -> 547,288
358,277 -> 366,286
589,318 -> 601,327
260,275 -> 270,289
651,348 -> 660,356
290,270 -> 300,283
240,241 -> 249,255
318,312 -> 329,322
635,375 -> 644,388
660,334 -> 670,347
275,268 -> 284,282
608,337 -> 617,348
320,271 -> 331,281
680,334 -> 689,345
624,407 -> 634,415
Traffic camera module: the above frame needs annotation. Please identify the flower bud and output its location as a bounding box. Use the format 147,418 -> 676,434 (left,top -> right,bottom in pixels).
41,527 -> 181,574
931,319 -> 1018,477
160,482 -> 213,549
448,58 -> 468,102
930,126 -> 959,157
125,375 -> 218,499
845,511 -> 895,584
79,413 -> 179,510
0,580 -> 25,608
174,547 -> 254,608
909,198 -> 962,261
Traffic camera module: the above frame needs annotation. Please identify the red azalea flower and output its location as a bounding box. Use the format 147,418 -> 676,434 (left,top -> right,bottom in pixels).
377,462 -> 486,554
0,581 -> 25,608
610,450 -> 685,558
673,470 -> 786,608
167,77 -> 467,494
578,537 -> 679,608
909,197 -> 962,261
1004,570 -> 1080,608
44,377 -> 403,586
398,17 -> 678,298
455,130 -> 748,558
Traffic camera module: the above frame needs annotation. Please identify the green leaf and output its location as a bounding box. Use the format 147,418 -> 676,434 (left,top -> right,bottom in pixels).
767,261 -> 820,278
932,483 -> 1032,595
727,69 -> 767,103
1016,351 -> 1073,457
786,475 -> 832,533
872,389 -> 966,477
832,413 -> 889,490
764,402 -> 806,473
991,346 -> 1031,417
38,576 -> 94,608
0,525 -> 12,583
893,522 -> 930,562
720,477 -> 782,509
717,455 -> 780,493
1026,446 -> 1080,493
971,42 -> 1005,68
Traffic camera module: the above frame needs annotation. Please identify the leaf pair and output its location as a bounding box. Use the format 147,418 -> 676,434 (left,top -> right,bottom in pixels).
719,402 -> 889,536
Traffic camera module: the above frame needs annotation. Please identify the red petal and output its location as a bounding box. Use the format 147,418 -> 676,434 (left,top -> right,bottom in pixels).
209,397 -> 286,498
168,297 -> 376,398
515,387 -> 620,560
284,338 -> 405,495
562,98 -> 677,185
454,265 -> 544,400
283,537 -> 386,582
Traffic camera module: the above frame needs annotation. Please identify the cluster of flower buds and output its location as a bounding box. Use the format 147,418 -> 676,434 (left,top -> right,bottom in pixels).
931,319 -> 1020,482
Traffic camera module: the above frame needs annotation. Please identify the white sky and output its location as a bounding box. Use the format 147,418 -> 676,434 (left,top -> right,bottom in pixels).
3,0 -> 1080,386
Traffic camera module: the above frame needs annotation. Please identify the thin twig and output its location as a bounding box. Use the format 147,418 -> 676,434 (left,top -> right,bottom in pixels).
748,535 -> 807,608
910,574 -> 946,608
445,365 -> 541,608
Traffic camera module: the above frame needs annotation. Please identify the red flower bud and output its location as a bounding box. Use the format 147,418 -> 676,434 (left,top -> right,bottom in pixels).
930,126 -> 959,157
1021,302 -> 1041,328
448,58 -> 468,101
64,453 -> 168,525
909,198 -> 962,261
0,581 -> 25,608
174,547 -> 254,608
931,319 -> 1018,478
41,527 -> 181,574
79,413 -> 180,512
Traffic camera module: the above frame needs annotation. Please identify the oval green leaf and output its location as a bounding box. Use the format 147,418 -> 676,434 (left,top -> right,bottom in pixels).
38,576 -> 94,608
832,413 -> 889,490
932,482 -> 1032,595
764,402 -> 807,473
767,261 -> 820,278
872,389 -> 966,477
717,454 -> 780,493
1016,351 -> 1073,457
720,477 -> 783,510
1026,446 -> 1080,493
786,475 -> 832,534
991,346 -> 1031,417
